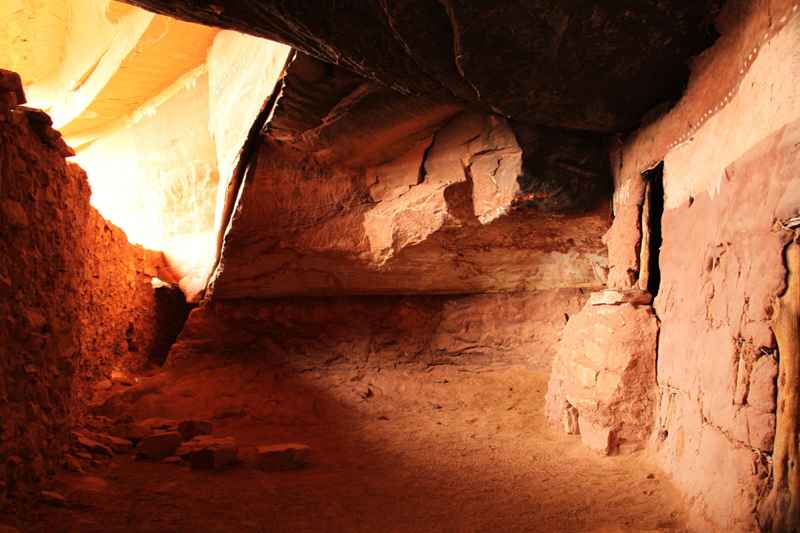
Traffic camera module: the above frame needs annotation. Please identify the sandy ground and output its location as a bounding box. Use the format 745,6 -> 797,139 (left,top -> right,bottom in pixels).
8,356 -> 688,532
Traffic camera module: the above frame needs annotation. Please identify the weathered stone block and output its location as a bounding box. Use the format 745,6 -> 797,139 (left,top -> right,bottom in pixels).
177,436 -> 237,469
746,408 -> 775,452
137,432 -> 183,460
256,443 -> 312,471
39,490 -> 65,507
747,355 -> 777,413
579,420 -> 616,455
588,289 -> 652,306
72,433 -> 113,457
545,300 -> 657,454
177,420 -> 213,441
0,200 -> 29,228
110,422 -> 152,443
0,69 -> 25,107
140,418 -> 179,432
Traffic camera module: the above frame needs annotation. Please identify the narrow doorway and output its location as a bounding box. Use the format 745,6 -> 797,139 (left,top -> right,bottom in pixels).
641,163 -> 664,296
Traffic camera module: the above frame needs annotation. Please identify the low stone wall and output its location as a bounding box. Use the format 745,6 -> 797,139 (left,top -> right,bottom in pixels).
0,70 -> 179,506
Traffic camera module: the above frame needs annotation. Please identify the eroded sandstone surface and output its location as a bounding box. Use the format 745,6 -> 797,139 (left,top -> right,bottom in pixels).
209,75 -> 610,298
1,0 -> 799,530
170,289 -> 588,372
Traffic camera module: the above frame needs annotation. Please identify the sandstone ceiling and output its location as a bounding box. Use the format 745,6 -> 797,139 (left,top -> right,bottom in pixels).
58,13 -> 218,141
109,0 -> 724,298
207,53 -> 611,298
1,0 -> 292,300
5,0 -> 728,299
119,0 -> 723,132
1,0 -> 70,86
3,0 -> 218,139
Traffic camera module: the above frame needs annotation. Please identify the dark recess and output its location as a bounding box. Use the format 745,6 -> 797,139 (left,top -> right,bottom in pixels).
150,283 -> 193,365
644,163 -> 665,296
511,122 -> 612,214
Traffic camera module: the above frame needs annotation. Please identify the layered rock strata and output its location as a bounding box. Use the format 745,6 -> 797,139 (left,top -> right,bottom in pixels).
210,108 -> 609,299
169,289 -> 589,372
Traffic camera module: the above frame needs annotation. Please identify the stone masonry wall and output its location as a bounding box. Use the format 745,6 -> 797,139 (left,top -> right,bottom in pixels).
652,116 -> 798,532
0,70 -> 176,506
604,5 -> 800,531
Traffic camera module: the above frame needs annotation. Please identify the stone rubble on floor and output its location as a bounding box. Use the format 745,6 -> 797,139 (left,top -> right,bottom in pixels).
256,444 -> 313,471
140,418 -> 180,432
72,433 -> 113,457
177,419 -> 213,441
38,490 -> 66,507
61,413 -> 312,478
110,370 -> 136,386
177,436 -> 238,469
109,418 -> 152,443
137,432 -> 184,460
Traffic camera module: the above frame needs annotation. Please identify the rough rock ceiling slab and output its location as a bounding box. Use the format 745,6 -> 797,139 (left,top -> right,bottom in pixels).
60,14 -> 217,138
212,90 -> 609,300
207,56 -> 611,298
1,0 -> 218,141
264,53 -> 611,213
120,0 -> 722,132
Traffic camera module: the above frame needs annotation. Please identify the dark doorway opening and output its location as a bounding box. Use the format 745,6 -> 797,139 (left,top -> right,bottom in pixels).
642,163 -> 665,296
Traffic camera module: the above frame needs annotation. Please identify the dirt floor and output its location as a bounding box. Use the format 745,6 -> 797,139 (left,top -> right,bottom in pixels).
5,355 -> 688,532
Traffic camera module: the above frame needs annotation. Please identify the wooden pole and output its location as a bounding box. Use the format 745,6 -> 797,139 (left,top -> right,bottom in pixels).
767,240 -> 800,532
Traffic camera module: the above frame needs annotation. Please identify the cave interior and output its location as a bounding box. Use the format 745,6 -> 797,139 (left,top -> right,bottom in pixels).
1,0 -> 799,531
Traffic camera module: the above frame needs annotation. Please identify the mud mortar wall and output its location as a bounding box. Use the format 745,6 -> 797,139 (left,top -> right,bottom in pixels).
608,6 -> 800,531
653,122 -> 800,531
0,74 -> 175,504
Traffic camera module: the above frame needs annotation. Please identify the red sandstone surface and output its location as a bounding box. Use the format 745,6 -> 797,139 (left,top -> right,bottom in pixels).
15,353 -> 689,533
2,0 -> 800,531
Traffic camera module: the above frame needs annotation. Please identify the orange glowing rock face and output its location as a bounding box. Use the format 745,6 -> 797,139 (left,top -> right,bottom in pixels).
73,70 -> 219,252
2,0 -> 290,299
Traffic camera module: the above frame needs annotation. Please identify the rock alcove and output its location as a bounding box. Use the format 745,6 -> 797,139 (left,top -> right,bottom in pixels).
1,1 -> 799,531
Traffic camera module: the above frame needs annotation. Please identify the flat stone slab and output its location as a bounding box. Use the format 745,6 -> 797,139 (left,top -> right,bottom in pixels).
140,418 -> 179,432
72,432 -> 113,457
256,443 -> 312,471
177,436 -> 238,469
588,289 -> 652,306
110,421 -> 152,443
39,490 -> 66,507
137,431 -> 183,459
